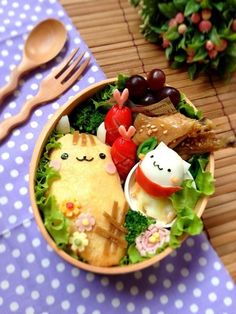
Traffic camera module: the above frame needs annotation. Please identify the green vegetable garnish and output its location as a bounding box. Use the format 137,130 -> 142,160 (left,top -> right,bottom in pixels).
124,209 -> 155,246
177,94 -> 202,119
137,137 -> 158,159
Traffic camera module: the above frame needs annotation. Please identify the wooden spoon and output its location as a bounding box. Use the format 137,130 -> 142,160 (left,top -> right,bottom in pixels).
0,18 -> 67,104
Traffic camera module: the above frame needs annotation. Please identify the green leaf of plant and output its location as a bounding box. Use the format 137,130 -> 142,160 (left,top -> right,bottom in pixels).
226,43 -> 236,57
165,46 -> 173,59
173,0 -> 188,11
158,3 -> 177,19
192,48 -> 208,62
184,0 -> 200,16
175,54 -> 186,62
188,63 -> 197,80
210,27 -> 221,46
195,171 -> 215,195
165,27 -> 180,41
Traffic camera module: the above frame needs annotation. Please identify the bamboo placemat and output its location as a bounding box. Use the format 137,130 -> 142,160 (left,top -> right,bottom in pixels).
60,0 -> 236,282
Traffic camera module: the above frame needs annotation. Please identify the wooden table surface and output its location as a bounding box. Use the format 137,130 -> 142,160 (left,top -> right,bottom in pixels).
60,0 -> 236,282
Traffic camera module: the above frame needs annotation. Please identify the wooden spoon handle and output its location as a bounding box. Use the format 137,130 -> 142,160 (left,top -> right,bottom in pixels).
0,96 -> 41,143
0,59 -> 35,105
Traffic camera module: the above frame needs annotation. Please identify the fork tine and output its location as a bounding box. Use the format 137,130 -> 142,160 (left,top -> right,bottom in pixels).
54,48 -> 79,77
63,57 -> 91,88
59,52 -> 85,82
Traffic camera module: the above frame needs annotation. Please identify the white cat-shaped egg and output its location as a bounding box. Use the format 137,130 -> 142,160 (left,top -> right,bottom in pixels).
125,142 -> 193,225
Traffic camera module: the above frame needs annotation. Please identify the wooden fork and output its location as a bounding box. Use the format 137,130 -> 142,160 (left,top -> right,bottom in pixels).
0,48 -> 90,143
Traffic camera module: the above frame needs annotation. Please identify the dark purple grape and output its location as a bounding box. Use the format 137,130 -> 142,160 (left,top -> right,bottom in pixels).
147,69 -> 166,91
125,75 -> 148,100
139,93 -> 157,106
155,86 -> 181,106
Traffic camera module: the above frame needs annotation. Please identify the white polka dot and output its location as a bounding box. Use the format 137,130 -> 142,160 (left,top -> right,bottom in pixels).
20,144 -> 28,152
35,73 -> 43,80
213,261 -> 222,270
5,183 -> 14,191
193,288 -> 202,297
178,283 -> 186,293
18,233 -> 27,243
31,83 -> 38,90
46,296 -> 55,305
190,304 -> 199,313
77,305 -> 86,314
12,2 -> 20,8
14,54 -> 21,60
4,20 -> 11,26
100,277 -> 109,286
7,140 -> 15,148
0,26 -> 6,32
15,156 -> 24,164
224,296 -> 232,306
31,15 -> 38,22
111,298 -> 120,308
166,263 -> 174,273
3,229 -> 11,238
51,278 -> 60,289
9,101 -> 16,108
116,281 -> 124,291
145,290 -> 154,300
88,76 -> 95,84
226,281 -> 234,290
15,285 -> 25,295
0,60 -> 4,67
10,170 -> 19,178
1,280 -> 10,290
30,121 -> 38,128
71,268 -> 80,277
130,286 -> 139,296
46,8 -> 53,15
22,269 -> 30,279
72,85 -> 80,92
211,276 -> 220,286
148,274 -> 157,284
23,218 -> 31,228
66,24 -> 72,31
0,196 -> 8,205
0,246 -> 5,256
184,253 -> 192,262
6,264 -> 15,274
84,52 -> 90,58
163,279 -> 172,288
52,102 -> 59,109
127,302 -> 135,312
196,272 -> 205,282
208,292 -> 217,302
10,301 -> 19,312
8,215 -> 17,224
23,4 -> 30,10
36,274 -> 45,283
25,307 -> 35,314
35,6 -> 41,12
56,262 -> 65,272
160,295 -> 168,305
41,258 -> 50,268
96,293 -> 105,303
91,65 -> 98,72
24,174 -> 29,182
1,152 -> 9,160
181,267 -> 189,277
26,94 -> 33,100
31,290 -> 40,300
27,253 -> 35,263
67,283 -> 75,294
32,238 -> 41,247
20,13 -> 26,19
175,299 -> 183,309
0,164 -> 4,173
19,186 -> 28,195
81,288 -> 90,298
12,249 -> 20,258
205,309 -> 214,314
86,273 -> 95,282
142,307 -> 151,314
186,238 -> 195,247
134,271 -> 142,279
1,50 -> 9,57
58,10 -> 65,17
199,257 -> 207,266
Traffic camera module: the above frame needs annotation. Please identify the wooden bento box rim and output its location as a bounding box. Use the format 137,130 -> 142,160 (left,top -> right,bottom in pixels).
29,77 -> 215,275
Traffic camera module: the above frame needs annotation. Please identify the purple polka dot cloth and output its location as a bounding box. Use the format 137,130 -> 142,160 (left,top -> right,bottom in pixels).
0,1 -> 236,314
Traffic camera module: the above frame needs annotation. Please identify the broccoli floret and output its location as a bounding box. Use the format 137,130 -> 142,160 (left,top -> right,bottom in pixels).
71,104 -> 105,134
124,209 -> 155,246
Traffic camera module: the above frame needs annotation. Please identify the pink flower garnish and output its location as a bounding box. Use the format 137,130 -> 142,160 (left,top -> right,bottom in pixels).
74,213 -> 96,232
135,224 -> 170,257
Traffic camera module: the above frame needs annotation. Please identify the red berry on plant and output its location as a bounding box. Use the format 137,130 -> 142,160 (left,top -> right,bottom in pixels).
232,20 -> 236,32
147,69 -> 166,91
208,49 -> 218,59
162,38 -> 171,48
215,39 -> 228,52
201,9 -> 212,20
205,40 -> 214,51
175,12 -> 184,24
168,18 -> 178,28
198,20 -> 212,33
191,12 -> 201,24
178,24 -> 187,35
